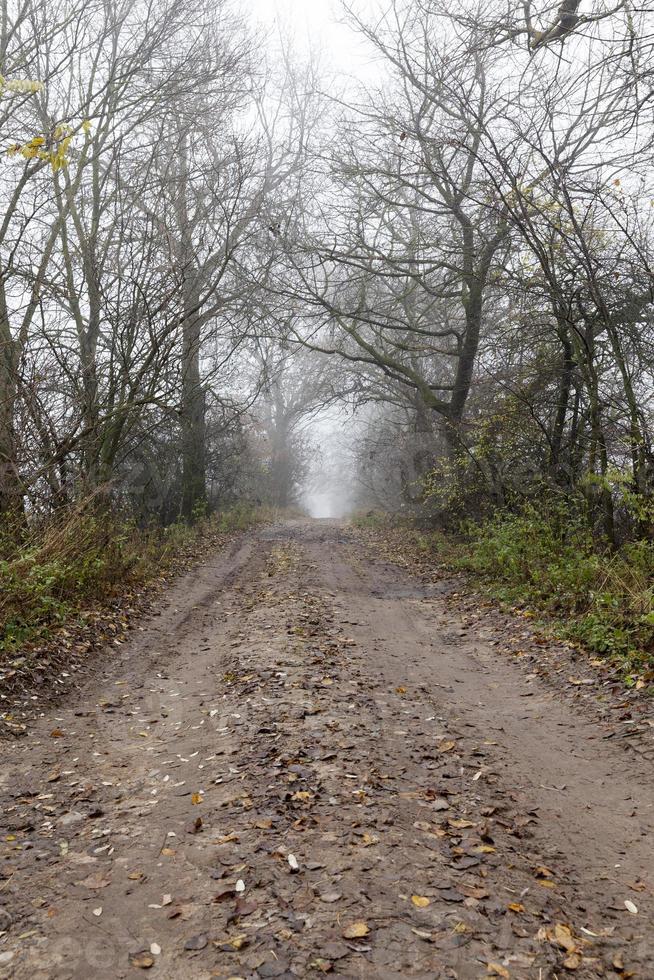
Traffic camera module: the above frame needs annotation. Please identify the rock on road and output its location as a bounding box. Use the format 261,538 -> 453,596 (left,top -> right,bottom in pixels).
1,520 -> 653,978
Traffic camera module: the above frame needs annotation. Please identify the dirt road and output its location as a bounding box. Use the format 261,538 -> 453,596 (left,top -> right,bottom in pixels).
1,520 -> 653,978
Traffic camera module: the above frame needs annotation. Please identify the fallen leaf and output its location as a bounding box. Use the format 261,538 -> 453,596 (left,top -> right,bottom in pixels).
50,729 -> 64,738
550,923 -> 578,953
320,892 -> 342,903
486,964 -> 510,978
411,895 -> 430,908
78,872 -> 112,889
342,921 -> 369,939
310,959 -> 333,974
219,933 -> 248,950
129,950 -> 155,969
191,793 -> 203,805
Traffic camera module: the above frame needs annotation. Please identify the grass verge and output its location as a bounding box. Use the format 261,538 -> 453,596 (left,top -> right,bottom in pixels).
0,501 -> 268,711
351,506 -> 654,684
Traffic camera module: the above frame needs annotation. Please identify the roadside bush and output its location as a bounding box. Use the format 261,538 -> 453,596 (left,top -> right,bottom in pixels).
0,501 -> 261,654
350,510 -> 392,530
457,502 -> 654,668
217,501 -> 258,531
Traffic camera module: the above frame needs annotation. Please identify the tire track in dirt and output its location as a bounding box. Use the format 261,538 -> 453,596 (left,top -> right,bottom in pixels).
300,520 -> 654,974
0,519 -> 652,978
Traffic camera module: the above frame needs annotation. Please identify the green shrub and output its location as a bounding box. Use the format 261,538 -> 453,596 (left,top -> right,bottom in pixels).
350,510 -> 390,529
0,500 -> 262,655
456,502 -> 654,668
217,502 -> 257,531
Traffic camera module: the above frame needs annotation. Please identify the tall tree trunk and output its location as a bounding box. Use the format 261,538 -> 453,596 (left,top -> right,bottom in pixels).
180,283 -> 206,520
0,286 -> 23,518
176,131 -> 206,521
549,321 -> 575,479
269,391 -> 290,508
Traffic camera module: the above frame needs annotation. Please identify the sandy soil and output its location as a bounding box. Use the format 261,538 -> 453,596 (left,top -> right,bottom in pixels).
1,519 -> 653,979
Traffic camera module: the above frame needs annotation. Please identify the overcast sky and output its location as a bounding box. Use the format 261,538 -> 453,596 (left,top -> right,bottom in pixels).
242,0 -> 380,518
245,0 -> 380,81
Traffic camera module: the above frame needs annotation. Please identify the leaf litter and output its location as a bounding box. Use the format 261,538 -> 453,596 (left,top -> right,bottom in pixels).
0,526 -> 652,977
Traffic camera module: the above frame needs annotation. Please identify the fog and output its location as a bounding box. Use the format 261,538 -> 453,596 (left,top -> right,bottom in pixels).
245,0 -> 378,77
3,0 -> 653,539
300,409 -> 358,519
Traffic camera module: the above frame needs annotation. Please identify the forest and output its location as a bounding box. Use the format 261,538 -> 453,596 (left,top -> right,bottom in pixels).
2,0 -> 654,670
4,3 -> 654,976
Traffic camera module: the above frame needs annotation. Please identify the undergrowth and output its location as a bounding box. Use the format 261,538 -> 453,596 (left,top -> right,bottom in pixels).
457,506 -> 654,676
354,505 -> 654,679
0,501 -> 262,656
350,511 -> 389,530
414,505 -> 654,683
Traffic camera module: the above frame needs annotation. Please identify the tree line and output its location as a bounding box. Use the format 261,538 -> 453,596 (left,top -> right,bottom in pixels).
2,0 -> 654,540
0,0 -> 329,523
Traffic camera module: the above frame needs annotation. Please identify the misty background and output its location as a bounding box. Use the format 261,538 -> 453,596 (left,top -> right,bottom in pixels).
2,0 -> 654,538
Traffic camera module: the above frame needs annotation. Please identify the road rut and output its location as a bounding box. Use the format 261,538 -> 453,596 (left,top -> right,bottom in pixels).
1,520 -> 653,978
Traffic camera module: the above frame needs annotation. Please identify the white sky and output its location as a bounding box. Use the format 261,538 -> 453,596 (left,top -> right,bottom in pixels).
245,0 -> 381,82
244,0 -> 381,518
